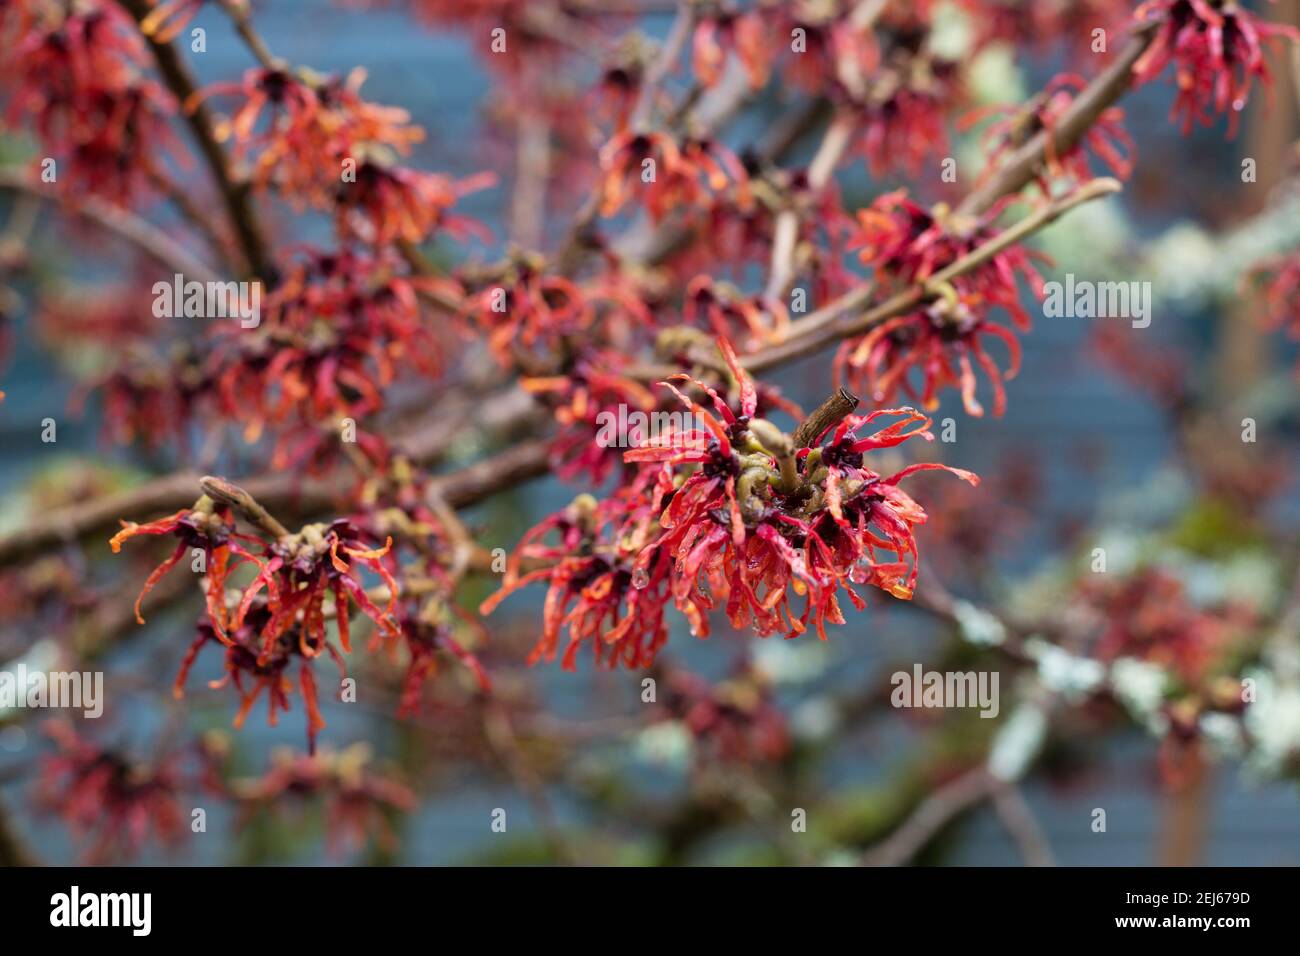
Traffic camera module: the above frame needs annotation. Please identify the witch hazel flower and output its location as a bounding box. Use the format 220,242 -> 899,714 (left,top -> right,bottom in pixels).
1,0 -> 182,202
684,275 -> 789,348
1250,252 -> 1300,364
521,350 -> 660,483
1132,0 -> 1300,137
36,721 -> 187,864
837,189 -> 1048,416
175,604 -> 346,754
114,481 -> 403,750
205,245 -> 456,465
109,494 -> 263,639
191,64 -> 494,244
230,519 -> 400,664
230,743 -> 416,855
480,480 -> 674,670
598,131 -> 750,222
194,65 -> 421,200
656,662 -> 791,767
964,73 -> 1135,189
484,338 -> 976,667
851,54 -> 961,178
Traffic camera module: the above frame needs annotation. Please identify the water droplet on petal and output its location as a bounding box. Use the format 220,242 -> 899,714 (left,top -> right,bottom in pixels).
849,563 -> 868,585
631,567 -> 650,589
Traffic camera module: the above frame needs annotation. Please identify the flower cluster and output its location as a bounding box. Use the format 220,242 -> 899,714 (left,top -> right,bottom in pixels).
36,722 -> 186,864
194,64 -> 492,244
113,496 -> 401,751
0,0 -> 181,201
229,744 -> 415,855
656,663 -> 790,766
109,496 -> 261,634
837,190 -> 1048,416
207,247 -> 450,466
1252,252 -> 1300,368
459,254 -> 651,368
598,132 -> 751,222
484,338 -> 976,668
1132,0 -> 1300,137
1077,566 -> 1259,787
966,72 -> 1135,190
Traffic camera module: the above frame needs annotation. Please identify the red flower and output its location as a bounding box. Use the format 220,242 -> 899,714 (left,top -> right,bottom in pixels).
1133,0 -> 1300,137
684,275 -> 789,347
1251,252 -> 1300,349
335,162 -> 493,246
194,66 -> 424,205
1081,567 -> 1253,685
487,338 -> 976,665
965,73 -> 1135,188
109,496 -> 261,639
231,745 -> 416,855
175,606 -> 347,754
481,483 -> 673,669
231,520 -> 400,665
389,612 -> 491,717
692,7 -> 772,89
836,190 -> 1048,416
853,60 -> 960,178
206,246 -> 457,467
1,0 -> 181,201
36,722 -> 186,864
658,664 -> 790,766
521,352 -> 659,483
598,132 -> 749,221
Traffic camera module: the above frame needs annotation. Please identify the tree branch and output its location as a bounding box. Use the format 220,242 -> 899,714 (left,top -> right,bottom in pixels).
117,0 -> 273,281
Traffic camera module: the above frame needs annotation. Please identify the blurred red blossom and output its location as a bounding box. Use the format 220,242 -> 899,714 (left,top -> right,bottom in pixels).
1132,0 -> 1300,136
36,722 -> 187,863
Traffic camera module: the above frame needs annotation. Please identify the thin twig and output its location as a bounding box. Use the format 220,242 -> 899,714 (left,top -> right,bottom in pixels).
118,0 -> 273,281
992,785 -> 1056,866
0,168 -> 223,283
510,106 -> 552,249
955,22 -> 1158,218
860,766 -> 997,866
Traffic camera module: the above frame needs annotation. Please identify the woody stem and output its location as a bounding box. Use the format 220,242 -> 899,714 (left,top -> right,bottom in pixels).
793,387 -> 861,450
199,476 -> 293,541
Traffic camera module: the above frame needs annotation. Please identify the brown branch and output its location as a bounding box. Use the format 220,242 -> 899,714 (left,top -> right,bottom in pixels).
860,766 -> 998,866
739,177 -> 1121,375
510,107 -> 552,249
117,0 -> 273,281
631,177 -> 1121,382
955,22 -> 1158,218
792,387 -> 860,449
0,168 -> 222,283
992,785 -> 1056,867
2,174 -> 1113,570
218,0 -> 283,71
199,475 -> 292,539
630,2 -> 696,132
0,16 -> 1157,580
0,387 -> 541,568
